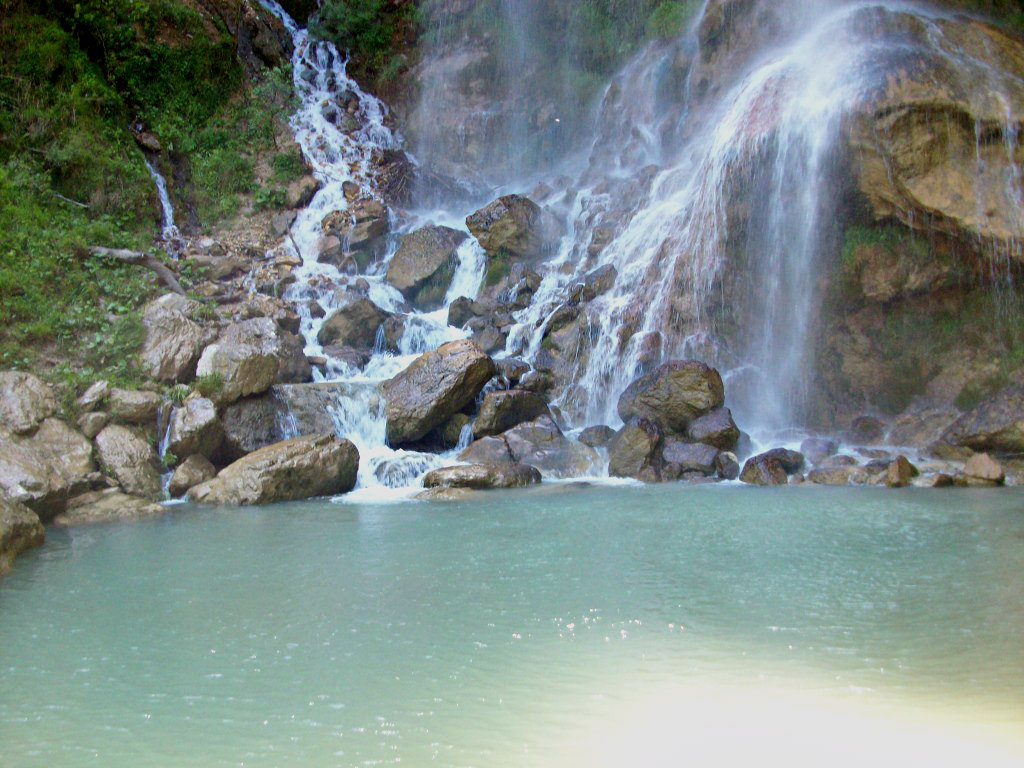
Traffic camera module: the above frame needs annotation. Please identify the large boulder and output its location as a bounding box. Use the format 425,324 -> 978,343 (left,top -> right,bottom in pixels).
466,195 -> 561,262
95,425 -> 162,500
473,390 -> 550,438
317,297 -> 393,349
197,318 -> 310,404
0,372 -> 56,435
459,435 -> 515,464
686,407 -> 739,450
166,398 -> 223,460
617,360 -> 725,433
942,384 -> 1024,454
109,388 -> 163,426
608,418 -> 663,481
221,395 -> 281,461
167,454 -> 217,498
139,294 -> 218,383
382,339 -> 496,445
52,489 -> 166,527
0,496 -> 45,576
188,433 -> 359,506
422,463 -> 541,490
0,418 -> 94,520
662,440 -> 719,477
386,226 -> 467,310
739,453 -> 789,486
501,415 -> 600,478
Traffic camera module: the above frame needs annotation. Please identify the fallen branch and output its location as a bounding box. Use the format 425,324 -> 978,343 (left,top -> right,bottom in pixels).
52,191 -> 90,208
86,246 -> 185,295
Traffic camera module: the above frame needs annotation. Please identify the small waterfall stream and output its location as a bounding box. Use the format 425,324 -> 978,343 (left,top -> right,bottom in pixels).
143,156 -> 181,248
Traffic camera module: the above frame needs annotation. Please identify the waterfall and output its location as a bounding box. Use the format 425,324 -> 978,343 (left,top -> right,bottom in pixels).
143,156 -> 181,248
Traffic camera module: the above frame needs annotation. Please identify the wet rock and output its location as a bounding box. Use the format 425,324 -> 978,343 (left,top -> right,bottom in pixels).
915,473 -> 955,488
166,398 -> 223,461
715,451 -> 740,480
495,359 -> 531,386
77,380 -> 110,412
739,454 -> 788,486
271,210 -> 297,235
466,194 -> 562,262
800,437 -> 839,465
220,395 -> 281,461
964,452 -> 1005,485
617,360 -> 725,433
95,425 -> 162,500
439,413 -> 473,449
317,297 -> 394,350
474,390 -> 550,438
287,174 -> 319,208
579,425 -> 616,449
447,296 -> 478,328
822,453 -> 859,468
849,415 -> 885,444
140,294 -> 218,384
0,496 -> 44,576
386,226 -> 467,310
807,466 -> 868,486
188,434 -> 359,505
577,264 -> 617,301
888,405 -> 960,447
52,489 -> 166,527
886,455 -> 919,488
423,463 -> 541,490
758,448 -> 805,475
459,435 -> 514,465
608,418 -> 663,480
167,454 -> 217,498
0,418 -> 94,520
942,384 -> 1024,454
321,199 -> 389,257
0,372 -> 57,435
382,339 -> 496,445
472,324 -> 507,355
686,407 -> 739,450
416,487 -> 480,502
662,440 -> 719,477
77,411 -> 110,440
502,415 -> 600,479
109,388 -> 163,426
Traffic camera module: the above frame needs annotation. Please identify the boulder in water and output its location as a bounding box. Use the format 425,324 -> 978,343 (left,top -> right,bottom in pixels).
964,452 -> 1005,485
0,496 -> 44,576
220,395 -> 281,461
139,294 -> 218,384
885,455 -> 919,488
757,448 -> 805,475
188,434 -> 360,505
608,418 -> 663,481
382,339 -> 496,446
166,398 -> 223,461
661,440 -> 719,477
168,454 -> 217,498
317,296 -> 394,350
617,360 -> 725,433
502,415 -> 600,479
473,390 -> 550,438
579,425 -> 617,449
942,384 -> 1024,454
466,194 -> 561,262
386,226 -> 467,310
800,437 -> 839,465
459,436 -> 514,465
53,489 -> 166,526
686,407 -> 739,450
739,453 -> 789,486
95,425 -> 162,500
715,451 -> 741,480
577,264 -> 617,301
0,372 -> 56,435
422,463 -> 541,490
807,466 -> 867,486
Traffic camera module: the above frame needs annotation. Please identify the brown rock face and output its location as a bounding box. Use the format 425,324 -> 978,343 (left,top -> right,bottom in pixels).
501,416 -> 599,478
686,407 -> 739,450
964,452 -> 1005,484
139,294 -> 217,384
95,425 -> 162,500
617,361 -> 725,434
422,463 -> 541,490
466,195 -> 562,262
168,454 -> 217,498
473,390 -> 550,438
166,398 -> 224,461
386,226 -> 467,310
53,489 -> 166,527
885,455 -> 919,488
317,297 -> 394,350
0,372 -> 56,435
188,434 -> 360,506
382,340 -> 496,446
459,436 -> 514,465
608,418 -> 663,480
739,454 -> 788,486
943,384 -> 1024,454
0,496 -> 44,576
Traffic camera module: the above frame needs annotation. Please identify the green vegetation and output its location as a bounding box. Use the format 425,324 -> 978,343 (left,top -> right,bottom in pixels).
314,0 -> 418,89
194,372 -> 225,399
484,250 -> 511,288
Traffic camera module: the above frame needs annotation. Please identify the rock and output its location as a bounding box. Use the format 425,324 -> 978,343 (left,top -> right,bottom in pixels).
800,437 -> 839,465
579,425 -> 616,448
617,360 -> 725,433
321,199 -> 389,257
758,448 -> 805,475
422,463 -> 541,490
197,318 -> 309,404
942,384 -> 1024,454
287,174 -> 319,208
52,489 -> 166,526
888,405 -> 960,447
416,487 -> 480,502
501,415 -> 599,478
473,390 -> 550,438
188,434 -> 359,505
382,339 -> 496,445
271,210 -> 297,235
822,453 -> 860,468
386,226 -> 467,310
495,358 -> 531,386
662,440 -> 719,477
472,324 -> 507,355
140,294 -> 218,383
0,496 -> 44,576
0,371 -> 57,435
886,455 -> 919,488
77,411 -> 110,439
577,264 -> 617,301
739,454 -> 788,486
715,451 -> 740,480
928,442 -> 974,461
77,380 -> 110,412
109,388 -> 163,426
608,418 -> 663,480
317,297 -> 393,349
0,418 -> 94,520
686,407 -> 739,450
466,194 -> 562,261
915,473 -> 955,488
964,452 -> 1005,485
459,436 -> 514,465
166,398 -> 223,460
94,425 -> 162,499
447,296 -> 478,328
220,395 -> 281,461
807,466 -> 867,486
439,413 -> 473,448
167,454 -> 217,497
849,415 -> 885,444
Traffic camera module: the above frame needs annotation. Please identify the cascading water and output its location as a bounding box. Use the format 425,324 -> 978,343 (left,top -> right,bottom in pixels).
143,156 -> 181,249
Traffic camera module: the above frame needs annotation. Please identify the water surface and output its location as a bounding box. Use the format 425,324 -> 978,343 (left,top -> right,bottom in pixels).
2,485 -> 1023,766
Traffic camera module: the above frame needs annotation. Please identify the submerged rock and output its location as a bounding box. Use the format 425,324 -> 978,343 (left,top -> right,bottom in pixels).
0,496 -> 44,576
422,463 -> 541,490
473,390 -> 550,438
0,372 -> 56,435
188,434 -> 360,506
617,360 -> 725,434
53,489 -> 166,527
386,226 -> 467,310
382,339 -> 496,446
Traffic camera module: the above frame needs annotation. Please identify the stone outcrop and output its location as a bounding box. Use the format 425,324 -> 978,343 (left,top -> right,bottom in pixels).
95,425 -> 162,500
739,453 -> 789,486
188,434 -> 359,505
139,294 -> 218,383
608,418 -> 663,481
385,226 -> 467,310
317,296 -> 394,350
0,418 -> 94,520
0,372 -> 56,435
473,390 -> 550,438
168,454 -> 217,497
0,496 -> 44,576
382,339 -> 496,445
422,463 -> 541,490
109,388 -> 163,426
579,425 -> 616,448
459,435 -> 515,465
166,398 -> 223,460
617,360 -> 725,433
942,384 -> 1024,454
466,195 -> 561,262
52,489 -> 166,526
